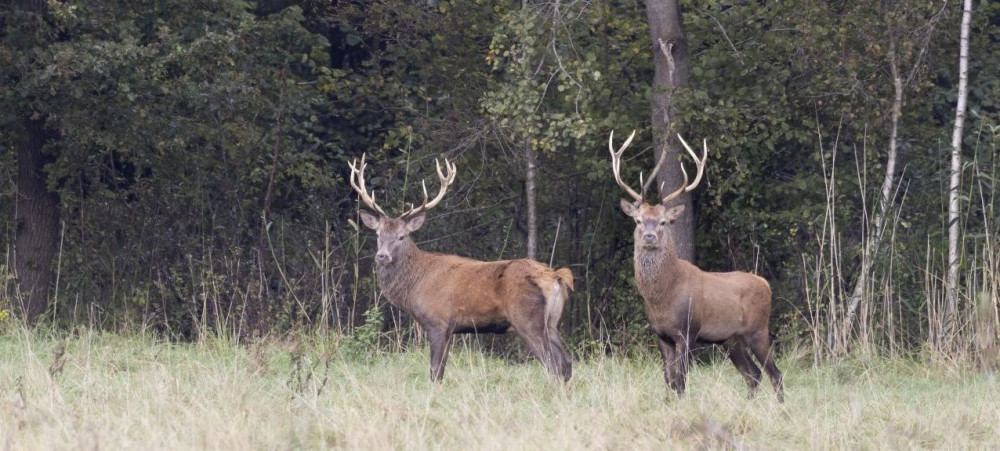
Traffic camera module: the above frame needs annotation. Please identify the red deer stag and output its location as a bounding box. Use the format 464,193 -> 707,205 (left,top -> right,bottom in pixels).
608,131 -> 784,402
349,154 -> 574,382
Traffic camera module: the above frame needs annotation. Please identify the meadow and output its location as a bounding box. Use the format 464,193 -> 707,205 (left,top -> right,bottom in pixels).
1,330 -> 997,450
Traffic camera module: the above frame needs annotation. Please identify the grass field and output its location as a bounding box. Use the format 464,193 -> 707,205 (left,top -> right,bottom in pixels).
0,330 -> 997,450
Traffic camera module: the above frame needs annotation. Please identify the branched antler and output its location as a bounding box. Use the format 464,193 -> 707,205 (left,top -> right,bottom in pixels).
349,154 -> 457,219
609,129 -> 643,203
348,154 -> 387,216
400,157 -> 457,219
610,130 -> 709,205
661,134 -> 709,204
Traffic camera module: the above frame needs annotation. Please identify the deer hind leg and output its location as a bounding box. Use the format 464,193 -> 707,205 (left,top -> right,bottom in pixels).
545,328 -> 572,382
543,279 -> 572,381
427,326 -> 453,382
747,331 -> 784,402
512,313 -> 570,381
727,341 -> 762,398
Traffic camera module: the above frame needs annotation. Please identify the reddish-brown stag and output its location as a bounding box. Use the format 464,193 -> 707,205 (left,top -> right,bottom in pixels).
349,155 -> 574,381
609,130 -> 784,401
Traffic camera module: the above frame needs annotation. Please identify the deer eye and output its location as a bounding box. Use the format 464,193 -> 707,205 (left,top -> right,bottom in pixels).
397,236 -> 404,241
660,220 -> 667,226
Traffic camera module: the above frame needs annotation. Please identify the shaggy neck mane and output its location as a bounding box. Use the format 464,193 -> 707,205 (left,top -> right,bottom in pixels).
375,242 -> 422,309
634,238 -> 681,287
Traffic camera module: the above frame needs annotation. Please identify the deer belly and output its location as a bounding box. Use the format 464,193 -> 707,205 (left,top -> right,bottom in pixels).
697,317 -> 748,342
449,302 -> 509,334
453,321 -> 511,334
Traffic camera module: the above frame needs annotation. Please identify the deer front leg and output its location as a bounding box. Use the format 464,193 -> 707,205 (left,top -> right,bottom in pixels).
427,326 -> 452,382
657,336 -> 681,397
673,334 -> 695,398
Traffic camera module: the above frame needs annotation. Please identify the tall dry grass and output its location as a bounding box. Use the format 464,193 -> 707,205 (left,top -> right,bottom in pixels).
0,330 -> 997,449
803,120 -> 1000,367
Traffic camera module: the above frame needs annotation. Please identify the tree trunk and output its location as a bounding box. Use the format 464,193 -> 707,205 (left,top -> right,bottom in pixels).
645,0 -> 693,261
10,0 -> 59,325
519,0 -> 537,261
251,68 -> 289,337
844,23 -> 905,342
945,0 -> 973,341
525,144 -> 538,260
14,114 -> 59,324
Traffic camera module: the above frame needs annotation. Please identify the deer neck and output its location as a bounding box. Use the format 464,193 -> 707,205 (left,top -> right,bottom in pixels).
633,240 -> 683,297
374,242 -> 424,310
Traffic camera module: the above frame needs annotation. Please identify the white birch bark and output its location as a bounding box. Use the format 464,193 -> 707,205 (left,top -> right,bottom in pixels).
844,35 -> 904,341
945,0 -> 973,338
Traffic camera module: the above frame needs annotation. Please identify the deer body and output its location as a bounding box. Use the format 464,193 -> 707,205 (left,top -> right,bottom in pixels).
611,131 -> 784,401
351,155 -> 573,382
375,245 -> 571,337
635,249 -> 772,344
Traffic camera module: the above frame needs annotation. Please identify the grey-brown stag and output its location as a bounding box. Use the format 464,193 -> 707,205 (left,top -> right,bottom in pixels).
609,131 -> 784,402
349,155 -> 574,382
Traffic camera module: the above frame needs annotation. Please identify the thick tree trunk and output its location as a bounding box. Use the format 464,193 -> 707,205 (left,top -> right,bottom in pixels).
10,0 -> 58,325
645,0 -> 693,261
14,114 -> 59,324
945,0 -> 973,341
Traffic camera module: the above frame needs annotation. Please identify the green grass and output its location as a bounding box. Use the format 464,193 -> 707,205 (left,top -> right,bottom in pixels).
0,330 -> 997,449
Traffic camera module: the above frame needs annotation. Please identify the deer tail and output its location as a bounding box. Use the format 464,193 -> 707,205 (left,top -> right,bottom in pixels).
554,267 -> 574,292
544,267 -> 574,330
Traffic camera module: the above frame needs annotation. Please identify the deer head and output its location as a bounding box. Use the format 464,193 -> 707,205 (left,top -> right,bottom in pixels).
609,130 -> 708,250
349,154 -> 457,265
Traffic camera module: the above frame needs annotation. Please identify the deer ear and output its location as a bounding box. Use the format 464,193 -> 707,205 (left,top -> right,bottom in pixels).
620,199 -> 638,216
359,210 -> 381,230
405,213 -> 426,232
664,205 -> 685,223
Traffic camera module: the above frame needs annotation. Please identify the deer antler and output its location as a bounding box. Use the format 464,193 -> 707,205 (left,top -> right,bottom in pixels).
610,130 -> 677,204
609,130 -> 643,204
400,157 -> 457,219
348,153 -> 388,217
661,133 -> 709,204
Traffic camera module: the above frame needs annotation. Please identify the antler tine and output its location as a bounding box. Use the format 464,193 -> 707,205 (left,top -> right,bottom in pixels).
401,157 -> 458,218
661,162 -> 690,204
676,134 -> 708,191
661,134 -> 709,204
608,129 -> 643,203
348,153 -> 388,216
641,150 -> 670,196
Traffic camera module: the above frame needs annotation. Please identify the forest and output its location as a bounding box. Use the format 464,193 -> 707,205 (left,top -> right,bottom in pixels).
2,0 -> 999,364
3,1 -> 1000,448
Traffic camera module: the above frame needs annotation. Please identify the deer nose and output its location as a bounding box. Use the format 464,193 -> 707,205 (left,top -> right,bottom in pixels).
375,253 -> 391,264
642,233 -> 657,243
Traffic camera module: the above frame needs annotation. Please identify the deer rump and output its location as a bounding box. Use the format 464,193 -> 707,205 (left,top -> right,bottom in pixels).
385,253 -> 574,381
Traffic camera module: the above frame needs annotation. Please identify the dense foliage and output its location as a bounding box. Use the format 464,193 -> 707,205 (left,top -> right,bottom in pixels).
2,1 -> 997,358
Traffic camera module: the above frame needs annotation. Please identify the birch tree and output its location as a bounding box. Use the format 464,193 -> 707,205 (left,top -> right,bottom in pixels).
843,0 -> 945,346
945,0 -> 974,341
